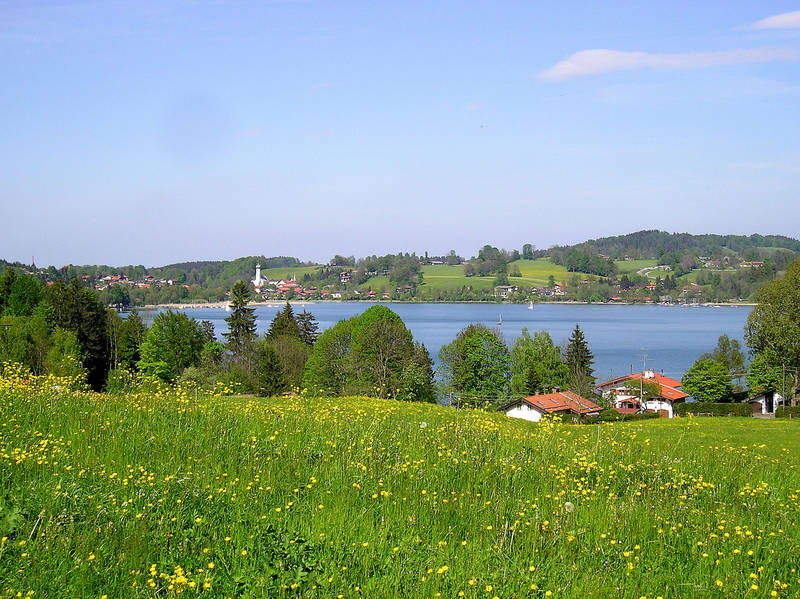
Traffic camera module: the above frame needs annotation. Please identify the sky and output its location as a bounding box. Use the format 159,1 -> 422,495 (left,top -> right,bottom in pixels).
1,1 -> 799,267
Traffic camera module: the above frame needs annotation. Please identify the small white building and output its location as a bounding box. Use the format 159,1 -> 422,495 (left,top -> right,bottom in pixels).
252,264 -> 264,291
744,390 -> 785,415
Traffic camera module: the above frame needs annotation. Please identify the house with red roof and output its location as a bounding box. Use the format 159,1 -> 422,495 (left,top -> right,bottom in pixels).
596,370 -> 689,418
499,391 -> 602,423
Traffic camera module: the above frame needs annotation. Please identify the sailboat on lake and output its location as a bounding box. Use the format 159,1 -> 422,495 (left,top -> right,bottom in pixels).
497,313 -> 502,326
528,301 -> 534,310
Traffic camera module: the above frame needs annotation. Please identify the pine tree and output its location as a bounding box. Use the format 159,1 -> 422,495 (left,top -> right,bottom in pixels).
296,310 -> 319,346
253,340 -> 286,397
224,281 -> 257,361
564,324 -> 594,380
267,302 -> 301,340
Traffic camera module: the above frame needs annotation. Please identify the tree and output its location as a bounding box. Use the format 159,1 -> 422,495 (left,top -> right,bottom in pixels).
397,343 -> 436,403
349,306 -> 414,397
295,310 -> 319,346
3,272 -> 43,317
252,340 -> 286,397
522,244 -> 534,260
745,258 -> 800,402
510,329 -> 569,396
137,310 -> 204,381
302,316 -> 357,394
224,281 -> 257,361
547,275 -> 556,288
118,311 -> 146,370
681,358 -> 734,403
746,354 -> 785,396
45,328 -> 87,381
269,334 -> 309,389
266,302 -> 301,341
44,279 -> 109,390
200,320 -> 216,343
701,334 -> 745,390
439,324 -> 511,405
564,324 -> 595,381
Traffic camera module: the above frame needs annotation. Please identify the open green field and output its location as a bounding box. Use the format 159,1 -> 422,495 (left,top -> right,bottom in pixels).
418,265 -> 497,292
613,259 -> 657,275
259,266 -> 322,281
2,372 -> 800,598
508,258 -> 580,287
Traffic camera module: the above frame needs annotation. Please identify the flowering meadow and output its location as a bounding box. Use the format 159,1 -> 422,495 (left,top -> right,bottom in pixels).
1,366 -> 799,598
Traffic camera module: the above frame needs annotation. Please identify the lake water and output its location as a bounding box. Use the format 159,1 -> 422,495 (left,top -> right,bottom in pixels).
144,303 -> 753,382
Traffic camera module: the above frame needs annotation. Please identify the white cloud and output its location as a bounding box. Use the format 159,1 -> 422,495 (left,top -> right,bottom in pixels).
747,10 -> 800,30
538,48 -> 800,81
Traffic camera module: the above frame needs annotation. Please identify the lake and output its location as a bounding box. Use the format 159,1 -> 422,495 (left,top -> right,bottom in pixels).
143,302 -> 753,381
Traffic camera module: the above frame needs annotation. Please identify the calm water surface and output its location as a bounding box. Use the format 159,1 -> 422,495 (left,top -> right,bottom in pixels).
146,303 -> 753,381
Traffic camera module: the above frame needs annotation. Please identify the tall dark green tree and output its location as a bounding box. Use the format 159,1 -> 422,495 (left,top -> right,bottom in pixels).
267,302 -> 301,340
564,324 -> 594,379
118,311 -> 147,370
224,281 -> 257,361
44,279 -> 109,390
296,310 -> 319,346
253,340 -> 286,397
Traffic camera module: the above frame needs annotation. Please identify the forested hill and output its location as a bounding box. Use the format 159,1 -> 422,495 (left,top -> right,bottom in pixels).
555,230 -> 800,258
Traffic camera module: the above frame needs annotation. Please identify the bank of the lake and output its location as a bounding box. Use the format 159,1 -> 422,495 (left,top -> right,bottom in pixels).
140,302 -> 753,382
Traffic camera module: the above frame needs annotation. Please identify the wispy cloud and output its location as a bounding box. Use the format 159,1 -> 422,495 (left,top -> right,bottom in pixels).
464,101 -> 485,112
746,10 -> 800,30
538,48 -> 800,81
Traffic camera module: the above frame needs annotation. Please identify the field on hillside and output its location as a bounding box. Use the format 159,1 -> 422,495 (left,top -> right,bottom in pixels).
418,265 -> 496,292
2,373 -> 800,598
508,259 -> 580,287
613,259 -> 657,275
259,266 -> 322,281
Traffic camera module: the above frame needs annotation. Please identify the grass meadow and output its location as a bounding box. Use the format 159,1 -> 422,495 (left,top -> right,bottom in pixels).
2,369 -> 800,598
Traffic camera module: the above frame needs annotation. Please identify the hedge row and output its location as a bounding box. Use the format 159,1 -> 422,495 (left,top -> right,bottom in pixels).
776,406 -> 800,418
674,403 -> 752,417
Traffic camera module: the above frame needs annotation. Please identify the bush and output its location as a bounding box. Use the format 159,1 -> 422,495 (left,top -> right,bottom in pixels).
674,403 -> 751,417
776,406 -> 800,418
591,409 -> 660,423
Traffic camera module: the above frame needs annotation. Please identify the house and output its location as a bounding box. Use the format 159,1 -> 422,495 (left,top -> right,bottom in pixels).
494,285 -> 518,299
339,271 -> 352,284
499,391 -> 602,423
596,370 -> 689,418
743,389 -> 785,416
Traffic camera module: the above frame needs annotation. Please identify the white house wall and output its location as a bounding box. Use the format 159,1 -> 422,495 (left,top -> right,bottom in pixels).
504,404 -> 544,423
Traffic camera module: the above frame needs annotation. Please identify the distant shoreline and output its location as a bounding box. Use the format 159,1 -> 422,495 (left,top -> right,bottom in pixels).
137,300 -> 757,310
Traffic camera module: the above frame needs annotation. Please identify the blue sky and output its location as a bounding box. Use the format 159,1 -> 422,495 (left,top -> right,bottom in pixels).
1,1 -> 799,267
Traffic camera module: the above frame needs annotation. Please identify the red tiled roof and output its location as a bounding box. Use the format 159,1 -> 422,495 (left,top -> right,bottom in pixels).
596,372 -> 689,402
613,407 -> 639,415
503,391 -> 601,416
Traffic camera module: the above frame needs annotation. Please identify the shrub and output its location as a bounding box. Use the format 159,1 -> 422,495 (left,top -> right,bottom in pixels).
776,406 -> 800,418
674,403 -> 751,417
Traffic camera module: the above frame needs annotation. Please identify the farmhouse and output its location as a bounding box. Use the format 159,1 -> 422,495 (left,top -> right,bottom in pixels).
596,369 -> 689,418
499,391 -> 601,423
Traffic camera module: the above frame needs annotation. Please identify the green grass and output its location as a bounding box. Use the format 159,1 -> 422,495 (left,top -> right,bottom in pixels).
3,372 -> 800,598
507,258 -> 578,287
418,265 -> 497,292
259,265 -> 322,281
613,259 -> 657,274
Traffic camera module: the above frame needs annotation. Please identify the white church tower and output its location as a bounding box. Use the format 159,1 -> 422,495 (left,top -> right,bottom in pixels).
252,263 -> 263,291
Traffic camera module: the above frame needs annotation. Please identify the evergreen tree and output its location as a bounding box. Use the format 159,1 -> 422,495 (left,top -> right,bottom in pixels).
296,310 -> 319,346
564,324 -> 595,381
224,281 -> 257,360
267,302 -> 301,340
253,340 -> 286,397
118,310 -> 146,371
44,279 -> 110,390
200,320 -> 216,342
